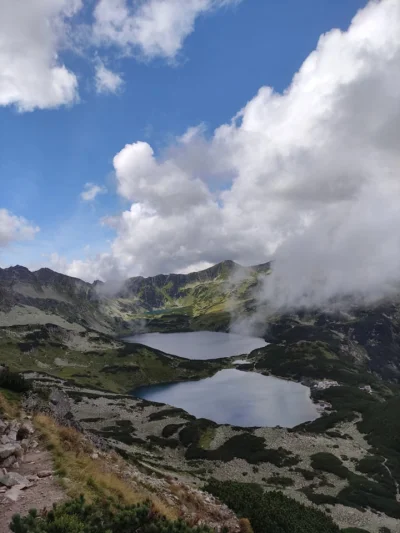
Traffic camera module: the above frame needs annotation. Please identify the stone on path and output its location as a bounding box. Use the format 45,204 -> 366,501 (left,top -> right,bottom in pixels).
37,470 -> 53,478
0,471 -> 32,488
0,444 -> 20,460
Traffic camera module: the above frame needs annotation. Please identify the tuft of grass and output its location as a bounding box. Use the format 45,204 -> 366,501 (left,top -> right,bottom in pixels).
199,427 -> 216,450
0,390 -> 21,418
239,518 -> 254,533
34,414 -> 177,520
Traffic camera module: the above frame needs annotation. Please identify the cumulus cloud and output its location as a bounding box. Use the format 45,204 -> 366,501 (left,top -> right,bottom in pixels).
93,0 -> 241,60
50,252 -> 120,283
113,142 -> 210,215
80,183 -> 108,201
0,0 -> 81,111
95,61 -> 123,94
62,0 -> 400,313
0,209 -> 39,247
0,0 -> 239,111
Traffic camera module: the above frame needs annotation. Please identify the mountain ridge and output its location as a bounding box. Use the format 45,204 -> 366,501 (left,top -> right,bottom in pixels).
0,260 -> 271,334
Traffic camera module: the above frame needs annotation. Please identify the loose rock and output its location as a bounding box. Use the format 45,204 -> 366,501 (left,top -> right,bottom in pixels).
0,444 -> 20,460
37,470 -> 53,478
0,471 -> 31,488
2,455 -> 16,468
4,484 -> 24,502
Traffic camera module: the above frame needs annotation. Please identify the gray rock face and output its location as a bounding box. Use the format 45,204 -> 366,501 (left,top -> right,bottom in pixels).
0,415 -> 36,470
49,389 -> 72,420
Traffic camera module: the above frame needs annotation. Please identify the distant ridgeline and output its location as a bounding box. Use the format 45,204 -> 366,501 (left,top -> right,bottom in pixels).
0,260 -> 271,335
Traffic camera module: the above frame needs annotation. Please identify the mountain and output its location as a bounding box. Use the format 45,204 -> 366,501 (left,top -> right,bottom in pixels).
0,260 -> 271,334
0,265 -> 111,333
3,261 -> 400,531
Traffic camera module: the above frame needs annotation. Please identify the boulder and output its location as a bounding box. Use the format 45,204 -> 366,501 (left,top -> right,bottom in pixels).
0,471 -> 31,488
2,455 -> 16,468
0,443 -> 20,460
20,439 -> 30,452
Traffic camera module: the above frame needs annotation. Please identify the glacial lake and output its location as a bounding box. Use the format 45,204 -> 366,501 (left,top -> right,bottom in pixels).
133,369 -> 319,428
125,331 -> 267,359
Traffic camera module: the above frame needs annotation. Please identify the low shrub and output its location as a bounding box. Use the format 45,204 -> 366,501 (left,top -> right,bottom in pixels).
310,453 -> 350,479
147,435 -> 179,449
0,368 -> 31,393
150,408 -> 191,422
205,480 -> 340,533
162,424 -> 185,438
266,476 -> 294,487
10,496 -> 214,533
184,432 -> 299,466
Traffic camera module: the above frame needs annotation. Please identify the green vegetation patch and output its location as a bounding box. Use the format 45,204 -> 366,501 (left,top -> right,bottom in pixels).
254,342 -> 376,386
0,368 -> 31,393
10,496 -> 214,533
90,421 -> 137,445
356,455 -> 395,493
183,430 -> 299,466
266,476 -> 294,487
205,480 -> 340,533
310,453 -> 351,479
149,408 -> 193,421
147,435 -> 180,449
162,424 -> 185,438
0,325 -> 229,394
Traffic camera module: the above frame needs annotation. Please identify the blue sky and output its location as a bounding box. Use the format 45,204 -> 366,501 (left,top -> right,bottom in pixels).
3,0 -> 399,284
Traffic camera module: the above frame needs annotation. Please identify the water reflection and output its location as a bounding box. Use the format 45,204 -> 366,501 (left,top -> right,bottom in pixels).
134,369 -> 319,428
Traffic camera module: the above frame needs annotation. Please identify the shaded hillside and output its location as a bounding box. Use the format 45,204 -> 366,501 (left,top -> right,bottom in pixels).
0,265 -> 113,333
260,302 -> 400,383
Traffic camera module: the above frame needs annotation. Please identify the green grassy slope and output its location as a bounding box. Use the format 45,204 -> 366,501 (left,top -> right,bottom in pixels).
0,323 -> 231,393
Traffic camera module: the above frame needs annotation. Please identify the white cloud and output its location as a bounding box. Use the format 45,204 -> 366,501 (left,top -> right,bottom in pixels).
0,209 -> 39,247
80,183 -> 107,202
0,0 -> 81,111
95,62 -> 123,94
61,0 -> 400,314
0,0 -> 240,111
93,0 -> 241,60
50,252 -> 121,283
113,141 -> 210,215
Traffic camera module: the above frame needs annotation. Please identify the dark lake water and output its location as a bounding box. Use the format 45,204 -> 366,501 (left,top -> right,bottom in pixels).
133,369 -> 319,428
125,331 -> 267,359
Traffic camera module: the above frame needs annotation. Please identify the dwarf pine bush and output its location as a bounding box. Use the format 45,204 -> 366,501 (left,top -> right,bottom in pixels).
10,496 -> 215,533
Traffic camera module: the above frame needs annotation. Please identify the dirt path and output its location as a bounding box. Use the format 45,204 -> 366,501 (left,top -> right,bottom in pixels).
0,448 -> 65,532
382,457 -> 400,502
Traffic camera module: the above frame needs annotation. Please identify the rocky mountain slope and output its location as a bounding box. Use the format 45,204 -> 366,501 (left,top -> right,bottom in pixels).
0,390 -> 240,532
4,261 -> 400,531
0,261 -> 270,335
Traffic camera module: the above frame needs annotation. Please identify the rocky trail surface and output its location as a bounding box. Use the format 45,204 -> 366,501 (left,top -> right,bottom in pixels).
0,415 -> 64,532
